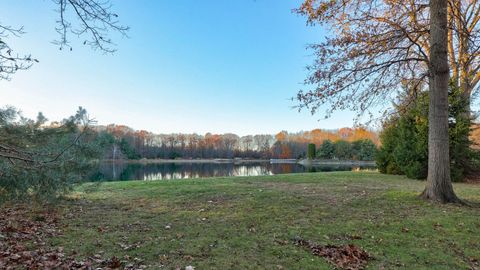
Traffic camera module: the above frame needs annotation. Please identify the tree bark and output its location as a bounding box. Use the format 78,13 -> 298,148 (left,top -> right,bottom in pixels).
421,0 -> 460,203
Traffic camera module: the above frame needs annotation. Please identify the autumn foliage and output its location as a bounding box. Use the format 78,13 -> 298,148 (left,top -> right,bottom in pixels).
94,125 -> 378,160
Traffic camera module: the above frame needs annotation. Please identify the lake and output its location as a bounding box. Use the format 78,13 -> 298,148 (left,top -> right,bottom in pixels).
89,161 -> 376,181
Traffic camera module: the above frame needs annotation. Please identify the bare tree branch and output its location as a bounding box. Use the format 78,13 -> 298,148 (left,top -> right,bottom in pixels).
53,0 -> 129,53
0,23 -> 37,80
0,0 -> 128,80
296,0 -> 480,120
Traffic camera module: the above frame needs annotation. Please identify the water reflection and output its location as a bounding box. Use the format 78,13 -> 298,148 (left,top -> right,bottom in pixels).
89,161 -> 376,181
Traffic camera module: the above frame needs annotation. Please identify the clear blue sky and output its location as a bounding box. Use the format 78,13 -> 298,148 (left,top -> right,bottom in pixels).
0,0 -> 358,135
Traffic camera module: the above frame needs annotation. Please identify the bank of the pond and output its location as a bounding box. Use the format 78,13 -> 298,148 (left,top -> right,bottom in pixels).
42,172 -> 480,269
298,159 -> 376,166
103,158 -> 271,164
102,158 -> 377,166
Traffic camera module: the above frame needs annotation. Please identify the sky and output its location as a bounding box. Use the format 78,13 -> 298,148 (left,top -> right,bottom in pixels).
0,0 -> 360,136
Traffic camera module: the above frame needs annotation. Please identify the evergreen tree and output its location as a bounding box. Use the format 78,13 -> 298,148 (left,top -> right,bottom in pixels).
352,140 -> 377,161
334,141 -> 353,160
376,83 -> 478,181
0,107 -> 107,202
307,143 -> 316,160
317,140 -> 335,159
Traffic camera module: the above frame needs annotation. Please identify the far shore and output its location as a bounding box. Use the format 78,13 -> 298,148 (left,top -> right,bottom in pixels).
101,158 -> 377,166
102,158 -> 271,164
298,159 -> 376,166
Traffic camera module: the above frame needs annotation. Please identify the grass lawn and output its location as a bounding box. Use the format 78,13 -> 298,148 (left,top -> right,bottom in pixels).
51,172 -> 480,269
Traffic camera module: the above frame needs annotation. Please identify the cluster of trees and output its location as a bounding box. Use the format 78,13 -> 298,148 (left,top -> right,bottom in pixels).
270,128 -> 378,159
91,125 -> 379,160
93,125 -> 275,160
316,139 -> 377,161
377,84 -> 479,181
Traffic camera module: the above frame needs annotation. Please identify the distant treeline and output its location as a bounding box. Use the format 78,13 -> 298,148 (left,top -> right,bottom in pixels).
307,139 -> 378,161
90,125 -> 379,160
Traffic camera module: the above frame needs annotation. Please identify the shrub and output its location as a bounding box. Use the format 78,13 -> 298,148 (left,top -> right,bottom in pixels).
317,139 -> 335,159
119,137 -> 141,159
334,140 -> 353,160
352,139 -> 377,161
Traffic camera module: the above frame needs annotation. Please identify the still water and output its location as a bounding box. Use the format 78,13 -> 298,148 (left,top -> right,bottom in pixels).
89,161 -> 376,181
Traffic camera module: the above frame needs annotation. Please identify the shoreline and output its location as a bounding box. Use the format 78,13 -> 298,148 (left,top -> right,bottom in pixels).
298,159 -> 376,166
101,158 -> 377,166
102,158 -> 271,164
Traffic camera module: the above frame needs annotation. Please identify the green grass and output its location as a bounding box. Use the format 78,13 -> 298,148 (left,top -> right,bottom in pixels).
52,172 -> 480,269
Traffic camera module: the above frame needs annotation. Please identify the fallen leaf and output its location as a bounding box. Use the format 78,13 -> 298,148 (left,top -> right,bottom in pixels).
293,236 -> 372,270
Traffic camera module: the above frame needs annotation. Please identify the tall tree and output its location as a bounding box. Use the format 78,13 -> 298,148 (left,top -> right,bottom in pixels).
297,0 -> 463,202
421,0 -> 460,202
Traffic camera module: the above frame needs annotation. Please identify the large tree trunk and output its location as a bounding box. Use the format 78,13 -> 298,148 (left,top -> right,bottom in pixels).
421,0 -> 460,203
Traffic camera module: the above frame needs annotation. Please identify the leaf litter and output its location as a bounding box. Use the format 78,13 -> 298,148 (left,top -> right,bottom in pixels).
293,236 -> 373,270
0,205 -> 146,269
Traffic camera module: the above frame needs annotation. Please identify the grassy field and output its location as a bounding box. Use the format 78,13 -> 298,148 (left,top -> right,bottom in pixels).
51,172 -> 480,269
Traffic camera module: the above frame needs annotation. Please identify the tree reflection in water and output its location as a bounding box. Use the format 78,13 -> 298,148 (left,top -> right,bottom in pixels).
89,162 -> 376,181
